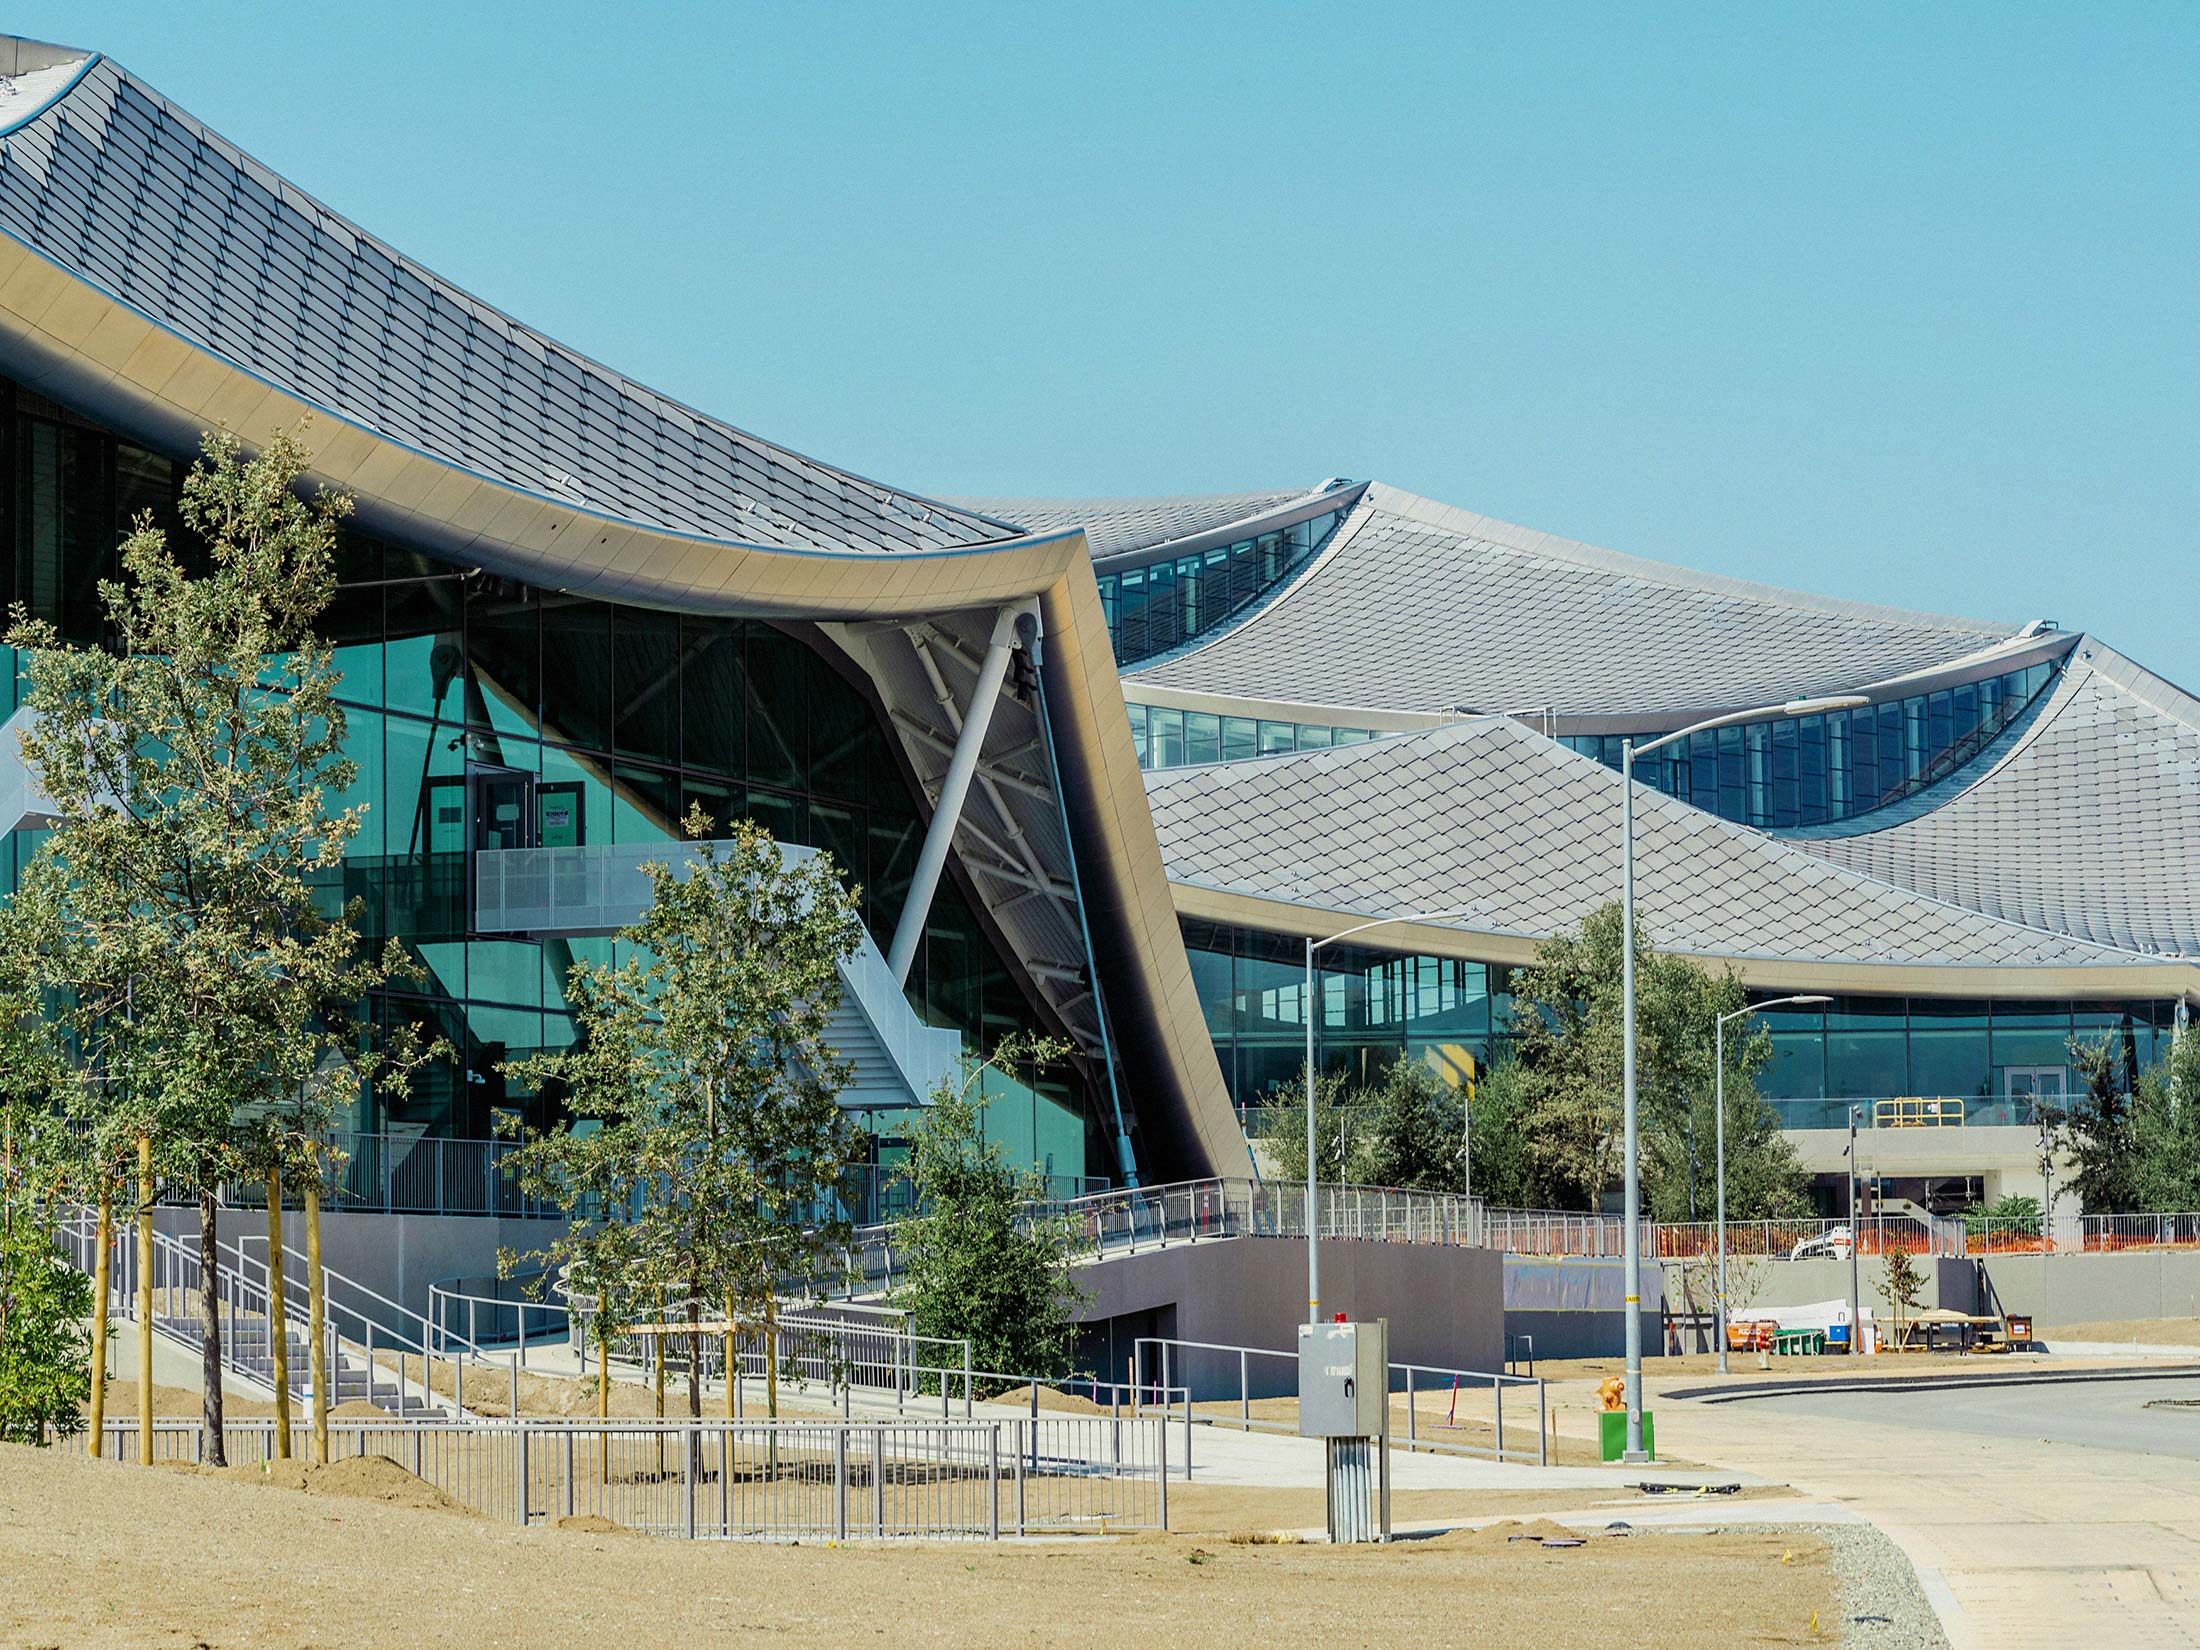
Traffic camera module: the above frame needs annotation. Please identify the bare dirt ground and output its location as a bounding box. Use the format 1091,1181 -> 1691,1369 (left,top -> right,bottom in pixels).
1164,1481 -> 1805,1534
0,1442 -> 1838,1650
2051,1316 -> 2200,1346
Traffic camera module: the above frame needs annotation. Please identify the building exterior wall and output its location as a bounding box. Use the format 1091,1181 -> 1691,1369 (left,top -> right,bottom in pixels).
1072,1235 -> 1504,1398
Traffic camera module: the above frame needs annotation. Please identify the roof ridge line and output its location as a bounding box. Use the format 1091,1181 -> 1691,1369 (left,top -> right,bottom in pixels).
43,51 -> 1011,546
1363,481 -> 2012,638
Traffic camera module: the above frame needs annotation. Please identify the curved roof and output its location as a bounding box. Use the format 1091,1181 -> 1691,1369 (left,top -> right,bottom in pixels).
0,35 -> 1250,1177
941,487 -> 1317,561
1129,482 -> 2018,718
1787,641 -> 2200,958
1146,717 -> 2167,976
0,47 -> 1018,562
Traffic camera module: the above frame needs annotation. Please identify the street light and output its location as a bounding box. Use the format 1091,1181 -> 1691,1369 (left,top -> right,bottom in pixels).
1617,694 -> 1867,1460
1304,908 -> 1481,1325
1713,994 -> 1830,1373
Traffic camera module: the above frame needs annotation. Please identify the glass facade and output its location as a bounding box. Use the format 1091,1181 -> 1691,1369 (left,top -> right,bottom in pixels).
1181,919 -> 1513,1117
0,377 -> 1104,1177
1097,504 -> 1349,666
1562,660 -> 2063,829
1753,995 -> 2180,1129
1184,920 -> 2178,1133
1127,702 -> 1382,770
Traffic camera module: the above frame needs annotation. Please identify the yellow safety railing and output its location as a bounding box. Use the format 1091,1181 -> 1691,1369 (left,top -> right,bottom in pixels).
1873,1096 -> 1965,1128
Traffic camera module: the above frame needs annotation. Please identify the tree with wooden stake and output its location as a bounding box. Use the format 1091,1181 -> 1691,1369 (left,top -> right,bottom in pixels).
1878,1246 -> 1925,1355
1,425 -> 433,1468
501,810 -> 862,1443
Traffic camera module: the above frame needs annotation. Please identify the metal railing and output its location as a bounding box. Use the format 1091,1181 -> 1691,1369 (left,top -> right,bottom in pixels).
1966,1212 -> 2200,1256
80,1414 -> 1170,1538
57,1205 -> 520,1417
1132,1335 -> 1547,1467
1478,1210 -> 1967,1260
832,1176 -> 1487,1297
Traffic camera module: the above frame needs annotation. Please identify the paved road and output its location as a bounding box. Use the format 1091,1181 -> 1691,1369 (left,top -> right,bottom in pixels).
1663,1371 -> 2200,1650
1751,1374 -> 2200,1460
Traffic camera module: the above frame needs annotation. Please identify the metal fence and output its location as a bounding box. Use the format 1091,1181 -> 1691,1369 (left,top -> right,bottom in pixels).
834,1176 -> 1487,1296
1132,1335 -> 1548,1467
1967,1212 -> 2200,1256
82,1415 -> 1169,1539
1478,1209 -> 1967,1261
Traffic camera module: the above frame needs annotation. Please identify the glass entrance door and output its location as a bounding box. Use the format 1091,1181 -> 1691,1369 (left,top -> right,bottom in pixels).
2004,1065 -> 2068,1121
469,766 -> 535,853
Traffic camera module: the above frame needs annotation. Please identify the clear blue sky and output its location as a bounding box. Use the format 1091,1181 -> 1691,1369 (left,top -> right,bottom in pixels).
23,3 -> 2200,686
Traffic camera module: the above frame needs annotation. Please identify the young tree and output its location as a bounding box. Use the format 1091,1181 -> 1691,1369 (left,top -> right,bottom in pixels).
890,1037 -> 1090,1392
1504,902 -> 1807,1219
1255,1067 -> 1351,1184
2058,1033 -> 2142,1214
2130,1028 -> 2200,1211
2,426 -> 420,1466
1462,1055 -> 1541,1209
1878,1247 -> 1925,1354
1348,1056 -> 1469,1192
0,1090 -> 91,1445
503,811 -> 863,1419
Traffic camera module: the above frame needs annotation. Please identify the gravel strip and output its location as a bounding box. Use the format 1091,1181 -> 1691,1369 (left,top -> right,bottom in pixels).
1822,1522 -> 1949,1650
1640,1521 -> 1950,1649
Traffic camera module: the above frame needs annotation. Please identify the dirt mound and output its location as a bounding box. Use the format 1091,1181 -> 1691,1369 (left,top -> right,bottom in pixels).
555,1514 -> 629,1534
306,1454 -> 472,1514
192,1453 -> 471,1515
994,1383 -> 1108,1415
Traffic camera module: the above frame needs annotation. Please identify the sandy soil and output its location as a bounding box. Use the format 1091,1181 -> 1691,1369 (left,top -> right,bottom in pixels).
1164,1481 -> 1804,1535
2051,1317 -> 2200,1346
86,1377 -> 276,1420
0,1442 -> 1838,1650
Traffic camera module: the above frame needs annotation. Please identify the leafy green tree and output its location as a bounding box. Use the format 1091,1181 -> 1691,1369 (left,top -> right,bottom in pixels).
2130,1029 -> 2200,1211
890,1037 -> 1090,1393
2057,1033 -> 2142,1213
1502,902 -> 1806,1218
0,1092 -> 90,1444
502,811 -> 863,1419
2,427 -> 426,1465
1463,1055 -> 1540,1209
1254,1067 -> 1351,1184
1348,1057 -> 1468,1192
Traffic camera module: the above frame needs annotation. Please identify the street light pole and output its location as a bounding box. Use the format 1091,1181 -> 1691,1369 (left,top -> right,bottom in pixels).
1713,994 -> 1829,1374
1847,1106 -> 1863,1354
1303,906 -> 1482,1328
1304,936 -> 1318,1325
1616,694 -> 1865,1460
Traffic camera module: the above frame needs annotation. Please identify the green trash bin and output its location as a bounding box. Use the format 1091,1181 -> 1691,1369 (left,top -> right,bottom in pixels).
1599,1409 -> 1654,1462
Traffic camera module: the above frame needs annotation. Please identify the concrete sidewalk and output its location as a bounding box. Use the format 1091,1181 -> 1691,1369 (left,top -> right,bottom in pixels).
1655,1374 -> 2200,1649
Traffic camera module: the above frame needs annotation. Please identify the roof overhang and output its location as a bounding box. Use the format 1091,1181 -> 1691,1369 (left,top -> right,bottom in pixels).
0,210 -> 1249,1180
0,231 -> 1059,617
1170,881 -> 2200,1003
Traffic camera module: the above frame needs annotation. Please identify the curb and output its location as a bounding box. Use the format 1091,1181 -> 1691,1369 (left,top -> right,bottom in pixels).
1663,1363 -> 2200,1404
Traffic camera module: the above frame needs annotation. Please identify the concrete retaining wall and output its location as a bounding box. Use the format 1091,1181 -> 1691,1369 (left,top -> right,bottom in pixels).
1507,1256 -> 1662,1362
1072,1236 -> 1504,1399
1978,1252 -> 2200,1329
1663,1249 -> 2200,1334
150,1206 -> 565,1338
1690,1255 -> 1980,1320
